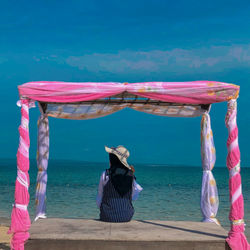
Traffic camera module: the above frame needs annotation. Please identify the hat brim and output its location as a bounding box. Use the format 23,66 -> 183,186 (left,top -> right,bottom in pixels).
105,146 -> 131,170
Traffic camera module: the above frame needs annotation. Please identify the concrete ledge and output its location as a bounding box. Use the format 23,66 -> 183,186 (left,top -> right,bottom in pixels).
26,239 -> 229,250
26,219 -> 229,250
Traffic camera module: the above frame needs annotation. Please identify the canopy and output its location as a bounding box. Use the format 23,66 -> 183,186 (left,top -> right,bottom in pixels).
18,81 -> 239,104
8,81 -> 249,250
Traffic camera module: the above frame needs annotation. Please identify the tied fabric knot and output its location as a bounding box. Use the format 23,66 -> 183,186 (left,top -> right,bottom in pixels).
232,219 -> 245,226
203,170 -> 211,173
16,100 -> 36,108
13,203 -> 27,211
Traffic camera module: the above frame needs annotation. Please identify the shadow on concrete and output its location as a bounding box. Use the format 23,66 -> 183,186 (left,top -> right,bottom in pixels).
0,243 -> 10,250
137,220 -> 227,239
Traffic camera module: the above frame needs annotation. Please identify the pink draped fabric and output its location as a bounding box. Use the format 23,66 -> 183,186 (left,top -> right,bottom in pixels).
225,99 -> 250,250
18,82 -> 123,103
127,81 -> 238,104
8,99 -> 31,250
18,81 -> 239,104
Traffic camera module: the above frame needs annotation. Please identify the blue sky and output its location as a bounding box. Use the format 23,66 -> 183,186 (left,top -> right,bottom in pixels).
1,0 -> 250,166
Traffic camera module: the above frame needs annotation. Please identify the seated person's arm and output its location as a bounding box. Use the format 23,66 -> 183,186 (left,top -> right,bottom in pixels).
96,171 -> 108,208
132,179 -> 143,201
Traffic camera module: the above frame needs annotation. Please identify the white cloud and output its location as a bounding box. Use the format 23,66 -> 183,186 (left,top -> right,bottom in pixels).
43,44 -> 250,74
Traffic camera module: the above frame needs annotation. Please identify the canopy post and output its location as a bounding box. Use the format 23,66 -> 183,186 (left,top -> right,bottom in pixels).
200,112 -> 219,225
35,115 -> 49,221
225,99 -> 249,249
8,99 -> 31,250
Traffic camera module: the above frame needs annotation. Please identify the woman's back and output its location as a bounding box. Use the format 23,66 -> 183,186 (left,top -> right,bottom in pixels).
100,169 -> 134,222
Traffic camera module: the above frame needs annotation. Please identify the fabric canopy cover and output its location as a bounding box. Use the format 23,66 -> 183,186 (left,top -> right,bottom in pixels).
9,81 -> 249,250
18,81 -> 239,104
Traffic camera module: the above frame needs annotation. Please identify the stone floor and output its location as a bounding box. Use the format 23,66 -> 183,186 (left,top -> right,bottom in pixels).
25,219 -> 229,250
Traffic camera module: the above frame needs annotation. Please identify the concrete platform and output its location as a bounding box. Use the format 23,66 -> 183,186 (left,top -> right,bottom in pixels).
26,219 -> 229,250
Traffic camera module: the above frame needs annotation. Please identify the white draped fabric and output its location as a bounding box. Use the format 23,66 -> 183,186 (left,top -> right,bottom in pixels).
35,115 -> 49,221
200,113 -> 219,225
44,102 -> 207,119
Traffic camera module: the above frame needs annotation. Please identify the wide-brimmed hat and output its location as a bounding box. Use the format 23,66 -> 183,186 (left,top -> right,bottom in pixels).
105,145 -> 131,170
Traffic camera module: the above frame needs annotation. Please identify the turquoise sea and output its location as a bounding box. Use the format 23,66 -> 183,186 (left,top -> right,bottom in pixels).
1,159 -> 250,233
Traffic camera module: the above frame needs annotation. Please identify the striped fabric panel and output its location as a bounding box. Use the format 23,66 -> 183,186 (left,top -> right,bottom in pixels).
100,176 -> 134,222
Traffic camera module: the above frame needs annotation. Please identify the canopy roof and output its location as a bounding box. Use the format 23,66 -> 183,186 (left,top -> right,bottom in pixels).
18,81 -> 239,104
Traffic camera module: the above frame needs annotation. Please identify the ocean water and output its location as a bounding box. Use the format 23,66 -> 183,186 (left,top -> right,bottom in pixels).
1,159 -> 250,232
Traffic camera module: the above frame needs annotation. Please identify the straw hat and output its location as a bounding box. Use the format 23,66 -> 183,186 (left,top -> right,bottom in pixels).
105,145 -> 131,170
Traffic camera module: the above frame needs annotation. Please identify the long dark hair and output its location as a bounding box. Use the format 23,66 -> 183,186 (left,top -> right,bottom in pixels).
108,153 -> 134,197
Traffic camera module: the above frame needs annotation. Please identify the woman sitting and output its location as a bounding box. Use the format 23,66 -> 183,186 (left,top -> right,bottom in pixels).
96,146 -> 143,222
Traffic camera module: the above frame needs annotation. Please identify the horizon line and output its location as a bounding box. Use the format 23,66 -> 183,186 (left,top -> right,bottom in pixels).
0,158 -> 249,168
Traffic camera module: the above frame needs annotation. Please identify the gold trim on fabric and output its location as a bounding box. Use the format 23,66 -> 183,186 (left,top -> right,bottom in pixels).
231,219 -> 244,225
